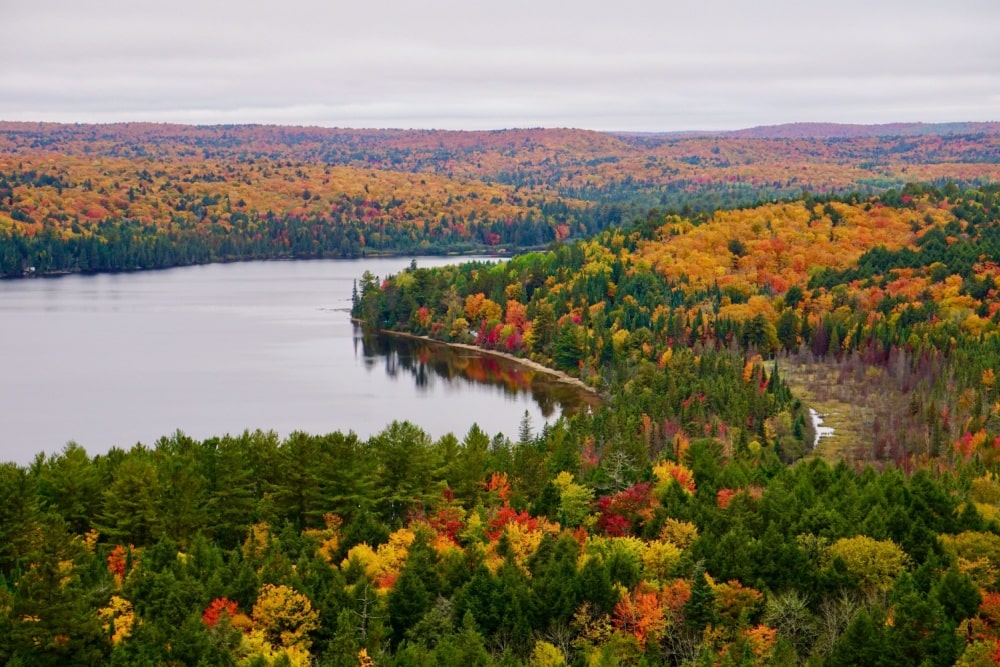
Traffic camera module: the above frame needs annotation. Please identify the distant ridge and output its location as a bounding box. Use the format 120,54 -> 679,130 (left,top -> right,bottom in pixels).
720,121 -> 1000,139
3,120 -> 998,140
614,122 -> 1000,140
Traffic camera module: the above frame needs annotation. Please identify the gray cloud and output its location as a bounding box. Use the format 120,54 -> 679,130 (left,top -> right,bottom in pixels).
3,0 -> 998,130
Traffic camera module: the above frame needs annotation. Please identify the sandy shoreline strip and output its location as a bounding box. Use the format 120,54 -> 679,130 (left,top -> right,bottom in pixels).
379,329 -> 604,400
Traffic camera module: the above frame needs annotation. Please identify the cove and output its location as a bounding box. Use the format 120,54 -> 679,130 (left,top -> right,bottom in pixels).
0,257 -> 591,465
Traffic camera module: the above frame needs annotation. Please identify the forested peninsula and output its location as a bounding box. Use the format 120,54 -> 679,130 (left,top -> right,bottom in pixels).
4,123 -> 1000,666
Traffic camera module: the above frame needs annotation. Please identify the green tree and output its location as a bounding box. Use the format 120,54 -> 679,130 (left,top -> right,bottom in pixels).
325,609 -> 362,667
885,573 -> 960,667
434,611 -> 491,666
97,449 -> 163,546
272,432 -> 330,529
775,309 -> 800,352
531,302 -> 557,355
387,537 -> 437,648
825,607 -> 889,667
528,533 -> 583,629
742,313 -> 779,357
2,517 -> 106,666
153,433 -> 209,548
444,425 -> 490,505
553,323 -> 587,371
932,567 -> 980,624
33,443 -> 101,536
0,463 -> 41,577
370,421 -> 440,523
683,565 -> 717,633
206,431 -> 280,549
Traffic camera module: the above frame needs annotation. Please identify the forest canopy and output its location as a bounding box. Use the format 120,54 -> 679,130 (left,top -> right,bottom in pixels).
2,122 -> 999,276
4,123 -> 1000,665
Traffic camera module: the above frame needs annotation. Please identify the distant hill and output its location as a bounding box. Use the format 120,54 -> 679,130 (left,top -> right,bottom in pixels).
721,121 -> 1000,139
1,120 -> 999,276
617,121 -> 1000,140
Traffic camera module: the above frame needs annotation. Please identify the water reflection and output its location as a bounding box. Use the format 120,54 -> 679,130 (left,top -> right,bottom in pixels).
0,256 -> 560,465
356,329 -> 600,419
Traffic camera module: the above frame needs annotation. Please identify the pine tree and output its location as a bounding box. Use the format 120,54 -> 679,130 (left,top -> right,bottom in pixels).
387,541 -> 434,648
683,564 -> 717,633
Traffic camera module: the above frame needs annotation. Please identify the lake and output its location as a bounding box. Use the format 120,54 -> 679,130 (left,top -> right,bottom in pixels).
0,257 -> 594,465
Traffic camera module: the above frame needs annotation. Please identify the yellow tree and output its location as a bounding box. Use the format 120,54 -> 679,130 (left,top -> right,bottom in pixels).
251,584 -> 320,651
551,471 -> 594,528
825,535 -> 908,595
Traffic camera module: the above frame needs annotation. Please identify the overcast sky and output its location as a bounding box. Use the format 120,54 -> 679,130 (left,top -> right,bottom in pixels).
4,0 -> 998,131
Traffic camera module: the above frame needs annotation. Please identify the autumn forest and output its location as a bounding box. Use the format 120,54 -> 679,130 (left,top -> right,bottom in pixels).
3,122 -> 1000,666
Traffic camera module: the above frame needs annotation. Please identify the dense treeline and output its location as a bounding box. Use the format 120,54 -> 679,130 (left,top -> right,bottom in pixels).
4,419 -> 1000,666
0,157 -> 625,277
0,201 -> 624,277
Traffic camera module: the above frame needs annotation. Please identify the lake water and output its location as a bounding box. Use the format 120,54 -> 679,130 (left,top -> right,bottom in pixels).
0,258 -> 592,465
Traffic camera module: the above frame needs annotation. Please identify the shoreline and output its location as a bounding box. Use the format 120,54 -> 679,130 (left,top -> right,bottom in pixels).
1,250 -> 518,281
378,328 -> 605,401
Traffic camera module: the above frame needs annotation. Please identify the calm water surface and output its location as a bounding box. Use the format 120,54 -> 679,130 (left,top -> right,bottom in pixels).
0,258 -> 590,465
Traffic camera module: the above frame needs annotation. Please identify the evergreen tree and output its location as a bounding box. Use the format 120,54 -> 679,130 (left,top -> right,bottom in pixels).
683,564 -> 717,633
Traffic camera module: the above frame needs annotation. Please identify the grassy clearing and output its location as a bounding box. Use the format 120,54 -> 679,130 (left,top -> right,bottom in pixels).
775,358 -> 875,462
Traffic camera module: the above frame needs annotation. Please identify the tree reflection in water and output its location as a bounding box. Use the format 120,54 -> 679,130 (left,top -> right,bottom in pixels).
357,329 -> 599,419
